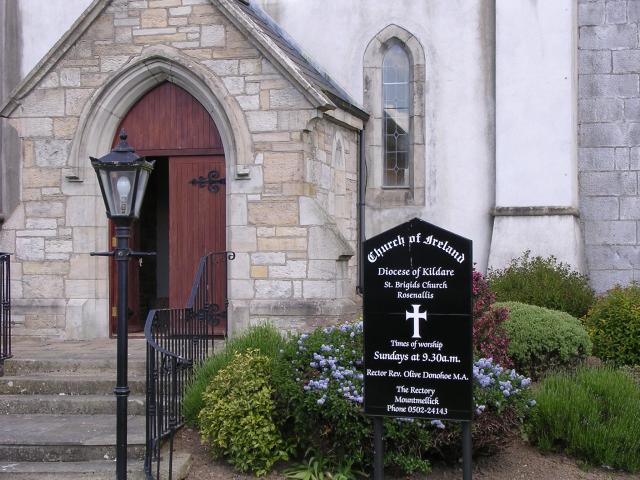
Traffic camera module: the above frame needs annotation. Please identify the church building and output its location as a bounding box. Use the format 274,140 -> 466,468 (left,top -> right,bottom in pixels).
0,0 -> 631,340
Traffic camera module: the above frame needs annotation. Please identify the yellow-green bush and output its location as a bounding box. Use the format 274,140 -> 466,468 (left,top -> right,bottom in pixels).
583,284 -> 640,366
497,302 -> 592,378
183,324 -> 286,426
198,349 -> 288,476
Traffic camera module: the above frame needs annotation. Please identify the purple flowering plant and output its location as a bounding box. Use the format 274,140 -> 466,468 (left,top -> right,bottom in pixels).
277,320 -> 535,472
473,357 -> 532,416
278,320 -> 433,474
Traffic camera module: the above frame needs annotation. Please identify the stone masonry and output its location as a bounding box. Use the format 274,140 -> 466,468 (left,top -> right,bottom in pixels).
579,0 -> 640,292
0,0 -> 362,339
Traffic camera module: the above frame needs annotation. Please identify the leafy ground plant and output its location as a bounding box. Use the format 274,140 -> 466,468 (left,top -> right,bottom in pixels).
527,366 -> 640,472
283,453 -> 366,480
183,323 -> 286,425
496,301 -> 592,379
488,251 -> 595,318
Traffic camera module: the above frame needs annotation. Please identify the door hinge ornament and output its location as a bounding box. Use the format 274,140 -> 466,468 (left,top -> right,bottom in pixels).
189,170 -> 225,193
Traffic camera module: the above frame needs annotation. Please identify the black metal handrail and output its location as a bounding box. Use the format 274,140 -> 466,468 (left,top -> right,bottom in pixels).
144,251 -> 234,479
0,253 -> 11,373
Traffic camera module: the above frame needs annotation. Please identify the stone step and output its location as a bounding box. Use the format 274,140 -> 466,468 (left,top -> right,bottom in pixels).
10,327 -> 64,340
0,394 -> 146,415
3,358 -> 147,376
0,414 -> 145,462
0,375 -> 146,395
0,453 -> 192,480
0,460 -> 147,480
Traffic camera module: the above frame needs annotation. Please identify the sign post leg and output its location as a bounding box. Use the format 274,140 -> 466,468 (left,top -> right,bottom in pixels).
373,417 -> 384,480
462,421 -> 472,480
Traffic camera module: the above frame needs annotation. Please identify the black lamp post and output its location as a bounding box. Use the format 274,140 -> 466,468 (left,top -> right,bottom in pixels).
90,130 -> 154,480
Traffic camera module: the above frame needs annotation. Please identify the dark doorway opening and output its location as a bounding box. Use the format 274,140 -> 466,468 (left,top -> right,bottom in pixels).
139,157 -> 169,316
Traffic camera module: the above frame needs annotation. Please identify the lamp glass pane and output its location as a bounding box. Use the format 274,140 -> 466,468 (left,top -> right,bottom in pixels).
133,168 -> 151,218
109,170 -> 136,216
98,169 -> 117,215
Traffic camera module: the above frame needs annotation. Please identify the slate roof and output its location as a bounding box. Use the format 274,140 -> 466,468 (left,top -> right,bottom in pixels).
235,0 -> 368,120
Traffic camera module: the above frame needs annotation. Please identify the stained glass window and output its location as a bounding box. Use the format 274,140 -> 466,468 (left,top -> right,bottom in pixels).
382,44 -> 410,187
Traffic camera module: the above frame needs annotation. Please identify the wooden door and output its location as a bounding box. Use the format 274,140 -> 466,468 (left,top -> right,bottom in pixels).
169,156 -> 226,311
108,81 -> 226,337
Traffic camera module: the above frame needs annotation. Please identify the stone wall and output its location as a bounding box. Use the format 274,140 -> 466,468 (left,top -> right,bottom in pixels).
244,117 -> 359,332
579,0 -> 640,292
0,0 -> 360,339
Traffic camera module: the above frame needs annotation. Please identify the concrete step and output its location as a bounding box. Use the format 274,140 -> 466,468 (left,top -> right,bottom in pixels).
0,453 -> 192,479
0,375 -> 146,395
0,394 -> 146,415
0,414 -> 145,462
3,358 -> 147,376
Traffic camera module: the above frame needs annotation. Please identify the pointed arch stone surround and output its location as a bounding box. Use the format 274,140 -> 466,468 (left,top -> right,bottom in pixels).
66,46 -> 251,183
59,48 -> 254,339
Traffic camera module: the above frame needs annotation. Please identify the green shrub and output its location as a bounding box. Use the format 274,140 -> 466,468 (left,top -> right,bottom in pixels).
496,302 -> 592,378
583,284 -> 640,367
527,367 -> 640,472
183,323 -> 286,425
198,349 -> 289,475
488,251 -> 595,318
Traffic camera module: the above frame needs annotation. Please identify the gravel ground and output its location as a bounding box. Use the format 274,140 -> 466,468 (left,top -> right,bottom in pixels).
174,427 -> 639,480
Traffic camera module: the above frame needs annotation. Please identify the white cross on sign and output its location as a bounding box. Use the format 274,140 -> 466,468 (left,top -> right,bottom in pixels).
406,304 -> 427,338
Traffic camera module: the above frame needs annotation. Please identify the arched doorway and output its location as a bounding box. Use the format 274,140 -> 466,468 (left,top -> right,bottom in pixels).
109,82 -> 226,335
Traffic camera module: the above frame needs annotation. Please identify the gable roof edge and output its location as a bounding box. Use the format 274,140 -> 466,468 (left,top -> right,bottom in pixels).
0,0 -> 339,117
0,0 -> 110,117
213,0 -> 336,112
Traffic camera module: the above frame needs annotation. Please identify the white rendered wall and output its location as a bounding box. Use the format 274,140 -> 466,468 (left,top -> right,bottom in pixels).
19,0 -> 92,78
495,0 -> 578,208
254,0 -> 496,271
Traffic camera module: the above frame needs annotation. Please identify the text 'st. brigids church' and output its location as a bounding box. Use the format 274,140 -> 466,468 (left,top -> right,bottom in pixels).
0,0 -> 630,339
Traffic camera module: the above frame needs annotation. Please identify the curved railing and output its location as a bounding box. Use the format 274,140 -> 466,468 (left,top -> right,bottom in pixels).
144,251 -> 234,479
0,253 -> 10,373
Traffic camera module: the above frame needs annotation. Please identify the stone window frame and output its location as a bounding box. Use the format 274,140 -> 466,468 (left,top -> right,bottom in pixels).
364,24 -> 426,207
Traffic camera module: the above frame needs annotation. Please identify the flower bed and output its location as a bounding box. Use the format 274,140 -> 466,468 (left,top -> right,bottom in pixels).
195,320 -> 534,476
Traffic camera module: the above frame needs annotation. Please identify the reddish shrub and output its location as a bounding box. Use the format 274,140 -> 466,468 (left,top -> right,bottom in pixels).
472,270 -> 512,368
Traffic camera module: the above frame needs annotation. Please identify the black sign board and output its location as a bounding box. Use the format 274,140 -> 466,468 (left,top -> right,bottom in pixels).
363,218 -> 473,421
